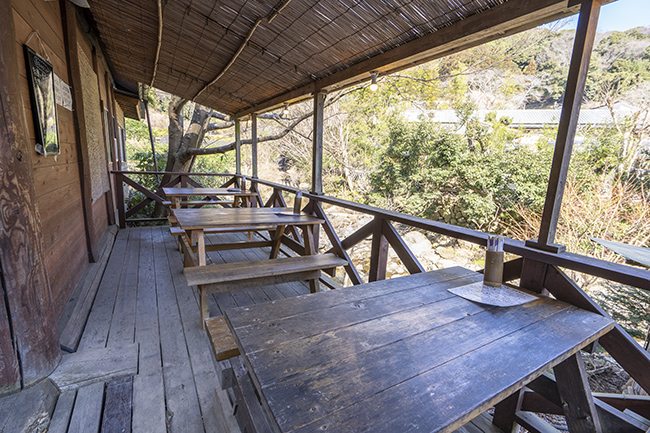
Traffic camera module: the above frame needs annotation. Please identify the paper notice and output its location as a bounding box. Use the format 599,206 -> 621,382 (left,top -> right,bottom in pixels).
54,74 -> 73,111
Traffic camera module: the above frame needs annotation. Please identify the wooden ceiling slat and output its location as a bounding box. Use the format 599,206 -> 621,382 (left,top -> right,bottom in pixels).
86,0 -> 579,115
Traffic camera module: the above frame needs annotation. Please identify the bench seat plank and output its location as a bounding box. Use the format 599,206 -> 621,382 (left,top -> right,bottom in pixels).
185,254 -> 348,286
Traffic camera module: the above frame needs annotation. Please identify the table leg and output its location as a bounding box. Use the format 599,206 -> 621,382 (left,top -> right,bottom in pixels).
302,224 -> 320,293
199,285 -> 208,329
492,389 -> 524,433
554,352 -> 602,433
191,230 -> 206,266
269,225 -> 286,259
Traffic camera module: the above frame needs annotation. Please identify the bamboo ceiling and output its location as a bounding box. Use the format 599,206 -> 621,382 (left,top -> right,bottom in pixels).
86,0 -> 584,117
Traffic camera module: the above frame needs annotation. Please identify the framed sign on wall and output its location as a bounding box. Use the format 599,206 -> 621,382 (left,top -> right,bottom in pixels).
23,45 -> 60,156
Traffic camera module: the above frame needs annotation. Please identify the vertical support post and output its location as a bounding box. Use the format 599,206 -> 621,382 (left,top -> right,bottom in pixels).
62,0 -> 99,261
527,0 -> 601,253
115,172 -> 126,229
251,113 -> 258,180
144,98 -> 160,178
311,91 -> 326,195
235,119 -> 241,176
368,217 -> 389,282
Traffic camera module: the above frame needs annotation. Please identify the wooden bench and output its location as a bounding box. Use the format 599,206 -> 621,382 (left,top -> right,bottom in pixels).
170,225 -> 278,247
185,254 -> 348,326
163,199 -> 234,208
205,316 -> 239,361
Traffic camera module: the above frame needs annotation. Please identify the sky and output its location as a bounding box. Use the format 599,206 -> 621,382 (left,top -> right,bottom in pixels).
555,0 -> 650,32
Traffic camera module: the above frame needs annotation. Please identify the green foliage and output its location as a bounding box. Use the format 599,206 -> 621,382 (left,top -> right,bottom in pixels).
369,117 -> 550,231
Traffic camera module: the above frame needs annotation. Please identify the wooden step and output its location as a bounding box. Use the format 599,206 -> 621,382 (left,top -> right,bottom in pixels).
205,316 -> 240,361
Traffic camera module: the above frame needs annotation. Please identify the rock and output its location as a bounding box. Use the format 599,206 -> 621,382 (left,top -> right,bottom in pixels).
436,259 -> 460,269
403,231 -> 432,255
437,246 -> 456,260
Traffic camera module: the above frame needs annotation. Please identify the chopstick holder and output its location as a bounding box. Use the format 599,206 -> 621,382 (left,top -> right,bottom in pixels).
484,235 -> 504,287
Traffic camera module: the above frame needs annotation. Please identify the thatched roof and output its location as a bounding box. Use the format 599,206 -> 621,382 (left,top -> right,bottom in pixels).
86,0 -> 586,117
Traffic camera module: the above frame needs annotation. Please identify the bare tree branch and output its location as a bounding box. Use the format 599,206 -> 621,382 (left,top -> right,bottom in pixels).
206,121 -> 235,131
187,88 -> 359,156
187,109 -> 314,155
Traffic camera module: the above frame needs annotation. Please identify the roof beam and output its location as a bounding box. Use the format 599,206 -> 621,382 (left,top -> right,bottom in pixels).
234,0 -> 582,117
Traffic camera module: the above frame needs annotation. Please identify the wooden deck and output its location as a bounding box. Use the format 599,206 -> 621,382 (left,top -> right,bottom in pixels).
1,226 -> 505,433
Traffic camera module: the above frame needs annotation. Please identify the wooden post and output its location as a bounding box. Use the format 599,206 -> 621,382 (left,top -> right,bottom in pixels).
555,352 -> 603,433
235,119 -> 241,176
251,113 -> 258,179
115,172 -> 126,228
368,217 -> 389,282
311,91 -> 326,195
527,0 -> 601,253
62,0 -> 100,261
492,390 -> 524,433
0,0 -> 61,391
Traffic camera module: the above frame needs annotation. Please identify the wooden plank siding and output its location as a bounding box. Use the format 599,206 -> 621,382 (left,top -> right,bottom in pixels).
12,0 -> 89,322
9,0 -> 116,327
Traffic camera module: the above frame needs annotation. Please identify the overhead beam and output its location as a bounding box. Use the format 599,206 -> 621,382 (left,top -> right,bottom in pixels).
528,0 -> 602,253
235,0 -> 584,117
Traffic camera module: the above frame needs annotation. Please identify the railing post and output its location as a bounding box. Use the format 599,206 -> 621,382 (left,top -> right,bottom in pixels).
115,172 -> 126,229
368,217 -> 389,282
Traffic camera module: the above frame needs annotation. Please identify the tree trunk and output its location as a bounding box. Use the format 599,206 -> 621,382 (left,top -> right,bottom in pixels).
153,99 -> 211,217
153,96 -> 186,217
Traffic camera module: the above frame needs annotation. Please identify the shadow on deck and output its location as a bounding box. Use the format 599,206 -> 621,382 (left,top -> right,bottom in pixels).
0,226 -> 504,433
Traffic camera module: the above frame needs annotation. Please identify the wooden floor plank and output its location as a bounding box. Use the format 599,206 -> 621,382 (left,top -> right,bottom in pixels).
163,228 -> 239,433
132,227 -> 166,433
49,343 -> 138,390
59,226 -> 118,352
47,390 -> 77,433
155,229 -> 205,433
67,382 -> 104,433
78,229 -> 131,351
101,376 -> 133,433
107,228 -> 142,347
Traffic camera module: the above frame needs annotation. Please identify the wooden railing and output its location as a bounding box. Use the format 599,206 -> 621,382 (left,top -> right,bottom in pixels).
113,170 -> 650,420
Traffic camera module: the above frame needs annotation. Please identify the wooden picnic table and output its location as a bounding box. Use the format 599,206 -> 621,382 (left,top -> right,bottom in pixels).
224,267 -> 614,433
163,186 -> 257,208
173,207 -> 324,266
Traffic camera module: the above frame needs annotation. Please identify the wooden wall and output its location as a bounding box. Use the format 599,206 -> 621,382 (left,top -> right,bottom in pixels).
10,0 -> 118,321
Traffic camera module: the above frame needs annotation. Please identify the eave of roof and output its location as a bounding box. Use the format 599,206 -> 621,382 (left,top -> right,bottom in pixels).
84,0 -> 599,118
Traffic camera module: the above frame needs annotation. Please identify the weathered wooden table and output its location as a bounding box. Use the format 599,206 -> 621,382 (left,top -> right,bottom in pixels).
163,186 -> 257,208
173,207 -> 323,266
225,267 -> 614,433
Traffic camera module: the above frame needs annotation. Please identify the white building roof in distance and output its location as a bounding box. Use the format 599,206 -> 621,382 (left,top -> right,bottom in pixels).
404,105 -> 636,129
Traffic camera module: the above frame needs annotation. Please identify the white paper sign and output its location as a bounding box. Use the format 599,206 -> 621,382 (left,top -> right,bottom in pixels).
54,74 -> 73,111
